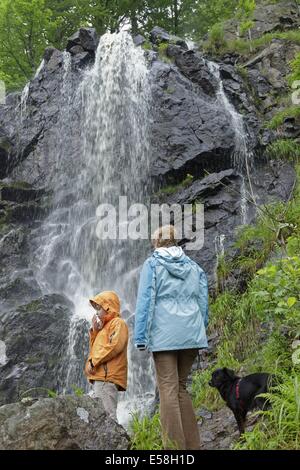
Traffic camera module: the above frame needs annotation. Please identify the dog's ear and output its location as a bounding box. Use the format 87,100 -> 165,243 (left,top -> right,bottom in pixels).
223,368 -> 236,380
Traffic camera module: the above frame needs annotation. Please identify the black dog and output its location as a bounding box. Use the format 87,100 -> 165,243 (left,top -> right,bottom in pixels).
209,368 -> 273,434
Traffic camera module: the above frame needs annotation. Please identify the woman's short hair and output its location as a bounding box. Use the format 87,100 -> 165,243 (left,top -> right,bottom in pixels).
151,225 -> 178,248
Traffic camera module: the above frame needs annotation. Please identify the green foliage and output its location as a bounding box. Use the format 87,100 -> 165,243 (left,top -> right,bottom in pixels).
205,23 -> 227,53
266,106 -> 300,130
266,139 -> 300,162
155,173 -> 194,197
235,373 -> 300,449
288,52 -> 300,86
253,257 -> 300,327
205,29 -> 300,56
129,411 -> 164,450
191,368 -> 223,411
19,387 -> 58,399
157,42 -> 172,63
185,0 -> 237,40
0,0 -> 54,90
71,385 -> 84,397
129,410 -> 180,450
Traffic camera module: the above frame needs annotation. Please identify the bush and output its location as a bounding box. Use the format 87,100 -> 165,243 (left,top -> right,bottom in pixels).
235,373 -> 300,449
205,23 -> 227,53
130,411 -> 164,450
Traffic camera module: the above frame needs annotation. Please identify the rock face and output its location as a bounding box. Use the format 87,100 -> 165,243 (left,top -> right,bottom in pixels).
150,48 -> 259,179
244,39 -> 300,119
223,0 -> 300,41
0,294 -> 74,406
66,28 -> 99,53
0,395 -> 130,449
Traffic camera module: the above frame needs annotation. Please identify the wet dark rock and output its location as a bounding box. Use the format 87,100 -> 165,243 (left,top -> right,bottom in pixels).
0,183 -> 44,203
0,395 -> 130,449
0,294 -> 73,406
174,50 -> 217,96
150,60 -> 236,178
0,132 -> 12,178
67,28 -> 98,53
169,35 -> 188,50
150,26 -> 170,44
66,28 -> 99,52
43,47 -> 59,63
45,49 -> 64,73
69,45 -> 85,55
0,277 -> 42,311
133,34 -> 146,47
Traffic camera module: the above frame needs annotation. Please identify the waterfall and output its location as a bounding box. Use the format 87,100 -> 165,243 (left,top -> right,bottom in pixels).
207,61 -> 255,225
214,234 -> 226,291
34,59 -> 45,79
30,32 -> 156,428
20,82 -> 30,122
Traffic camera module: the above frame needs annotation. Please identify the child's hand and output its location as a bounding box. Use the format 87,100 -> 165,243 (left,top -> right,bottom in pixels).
92,314 -> 102,331
87,363 -> 96,375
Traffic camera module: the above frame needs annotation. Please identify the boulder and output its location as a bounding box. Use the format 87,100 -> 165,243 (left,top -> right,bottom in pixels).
66,28 -> 99,53
68,45 -> 85,55
174,49 -> 217,96
150,26 -> 170,44
0,395 -> 130,449
72,51 -> 94,70
133,34 -> 146,47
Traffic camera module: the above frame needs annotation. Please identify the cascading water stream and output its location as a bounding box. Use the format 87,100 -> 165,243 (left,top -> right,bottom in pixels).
207,61 -> 255,225
30,32 -> 156,428
214,234 -> 226,291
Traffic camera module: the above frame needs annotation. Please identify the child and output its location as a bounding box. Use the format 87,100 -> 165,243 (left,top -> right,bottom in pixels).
84,290 -> 129,421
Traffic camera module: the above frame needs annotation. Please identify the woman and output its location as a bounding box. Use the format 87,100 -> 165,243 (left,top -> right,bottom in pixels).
134,225 -> 209,450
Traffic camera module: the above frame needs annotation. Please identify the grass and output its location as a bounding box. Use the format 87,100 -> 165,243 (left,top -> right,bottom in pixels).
266,106 -> 300,129
265,139 -> 300,162
157,42 -> 173,64
204,29 -> 300,57
154,173 -> 194,198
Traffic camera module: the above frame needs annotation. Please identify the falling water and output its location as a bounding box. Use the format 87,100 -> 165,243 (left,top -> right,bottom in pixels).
20,82 -> 30,122
207,61 -> 254,224
214,234 -> 226,290
34,59 -> 45,79
30,32 -> 156,427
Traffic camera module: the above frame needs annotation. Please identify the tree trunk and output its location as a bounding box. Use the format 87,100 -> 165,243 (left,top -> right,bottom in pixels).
131,10 -> 138,36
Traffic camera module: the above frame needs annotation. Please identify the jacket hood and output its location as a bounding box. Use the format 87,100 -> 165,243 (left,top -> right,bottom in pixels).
153,246 -> 191,279
89,291 -> 120,319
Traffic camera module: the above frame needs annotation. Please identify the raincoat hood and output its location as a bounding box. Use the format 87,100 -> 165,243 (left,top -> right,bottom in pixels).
89,290 -> 120,319
153,246 -> 191,279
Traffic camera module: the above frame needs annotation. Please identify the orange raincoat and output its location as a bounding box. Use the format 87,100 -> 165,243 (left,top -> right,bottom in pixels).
84,291 -> 128,391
